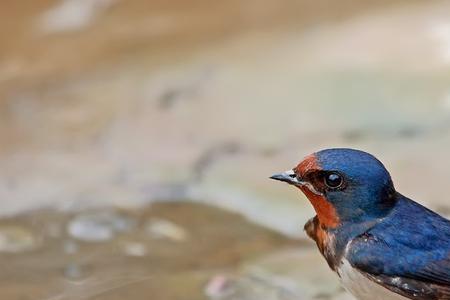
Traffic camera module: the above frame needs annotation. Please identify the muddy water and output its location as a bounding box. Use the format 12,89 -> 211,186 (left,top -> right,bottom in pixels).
1,0 -> 450,299
0,202 -> 300,300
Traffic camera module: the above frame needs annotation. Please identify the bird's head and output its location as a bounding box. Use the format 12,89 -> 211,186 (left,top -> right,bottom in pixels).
271,148 -> 396,228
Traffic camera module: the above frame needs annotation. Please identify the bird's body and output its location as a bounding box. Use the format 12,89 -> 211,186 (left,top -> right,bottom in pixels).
338,258 -> 408,300
271,149 -> 450,300
331,195 -> 450,300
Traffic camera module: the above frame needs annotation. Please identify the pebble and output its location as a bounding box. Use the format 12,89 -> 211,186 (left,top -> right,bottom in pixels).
145,218 -> 188,242
122,242 -> 148,257
0,226 -> 37,253
204,273 -> 302,300
204,275 -> 235,299
68,211 -> 134,242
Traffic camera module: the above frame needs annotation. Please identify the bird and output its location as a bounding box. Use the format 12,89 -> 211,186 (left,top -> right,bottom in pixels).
270,148 -> 450,300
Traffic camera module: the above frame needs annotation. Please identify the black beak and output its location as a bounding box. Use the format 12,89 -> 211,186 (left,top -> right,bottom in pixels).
270,170 -> 303,186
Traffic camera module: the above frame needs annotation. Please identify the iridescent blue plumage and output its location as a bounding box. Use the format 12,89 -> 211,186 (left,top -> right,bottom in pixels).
316,148 -> 396,222
346,195 -> 450,298
318,149 -> 450,299
272,148 -> 450,299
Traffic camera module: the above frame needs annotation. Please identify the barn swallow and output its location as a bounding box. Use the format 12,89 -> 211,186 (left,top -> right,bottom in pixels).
271,148 -> 450,300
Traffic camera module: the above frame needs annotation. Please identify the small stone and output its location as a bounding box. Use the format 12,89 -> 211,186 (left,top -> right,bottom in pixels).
204,275 -> 234,299
38,0 -> 117,34
145,218 -> 188,242
204,273 -> 301,300
68,211 -> 134,242
0,226 -> 37,253
122,242 -> 147,257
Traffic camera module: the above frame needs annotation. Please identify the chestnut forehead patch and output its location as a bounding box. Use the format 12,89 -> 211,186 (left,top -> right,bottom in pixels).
294,153 -> 321,176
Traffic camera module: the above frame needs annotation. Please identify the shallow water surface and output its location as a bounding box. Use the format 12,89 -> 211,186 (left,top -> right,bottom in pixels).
0,202 -> 302,300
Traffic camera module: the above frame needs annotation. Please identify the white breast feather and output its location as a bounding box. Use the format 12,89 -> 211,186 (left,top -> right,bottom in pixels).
338,259 -> 409,300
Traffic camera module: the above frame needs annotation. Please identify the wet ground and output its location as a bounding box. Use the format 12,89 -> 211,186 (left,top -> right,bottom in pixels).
2,0 -> 450,299
0,202 -> 302,300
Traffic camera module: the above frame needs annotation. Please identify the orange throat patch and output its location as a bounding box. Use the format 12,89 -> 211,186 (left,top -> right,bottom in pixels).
294,154 -> 340,229
300,186 -> 340,228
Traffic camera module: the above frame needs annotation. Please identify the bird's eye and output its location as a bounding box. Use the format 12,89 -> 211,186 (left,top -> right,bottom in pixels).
324,172 -> 343,189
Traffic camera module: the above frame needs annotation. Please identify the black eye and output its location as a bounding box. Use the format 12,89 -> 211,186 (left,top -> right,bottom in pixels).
324,172 -> 343,189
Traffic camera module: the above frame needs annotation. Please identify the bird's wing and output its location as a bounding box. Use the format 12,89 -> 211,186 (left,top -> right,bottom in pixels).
347,233 -> 450,300
363,272 -> 450,300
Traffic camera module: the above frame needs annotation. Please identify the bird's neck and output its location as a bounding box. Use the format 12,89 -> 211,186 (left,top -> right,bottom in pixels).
305,215 -> 383,271
304,216 -> 340,270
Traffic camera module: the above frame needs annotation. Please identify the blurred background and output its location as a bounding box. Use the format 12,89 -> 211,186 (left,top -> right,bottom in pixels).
1,1 -> 450,299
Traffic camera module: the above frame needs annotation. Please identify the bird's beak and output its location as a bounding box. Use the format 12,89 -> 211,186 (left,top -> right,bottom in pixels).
270,169 -> 304,186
